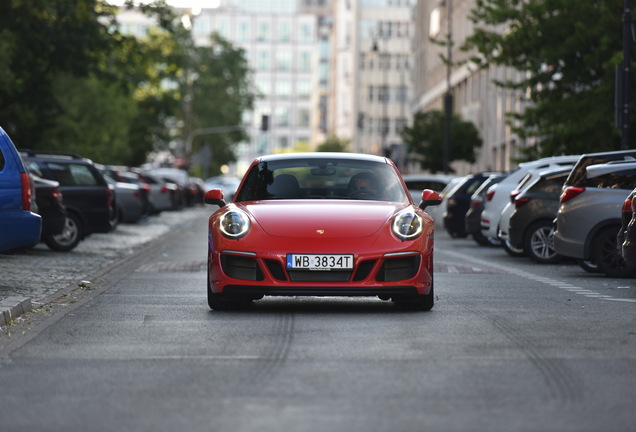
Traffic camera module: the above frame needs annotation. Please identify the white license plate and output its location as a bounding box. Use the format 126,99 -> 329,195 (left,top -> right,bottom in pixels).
286,254 -> 354,270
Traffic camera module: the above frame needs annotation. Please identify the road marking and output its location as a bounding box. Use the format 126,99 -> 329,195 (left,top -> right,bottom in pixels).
439,250 -> 636,304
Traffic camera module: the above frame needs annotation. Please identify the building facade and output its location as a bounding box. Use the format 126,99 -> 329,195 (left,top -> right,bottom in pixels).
411,0 -> 528,174
331,0 -> 414,170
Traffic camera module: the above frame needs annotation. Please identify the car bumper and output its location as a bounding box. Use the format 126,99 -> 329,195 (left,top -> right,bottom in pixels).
0,211 -> 42,252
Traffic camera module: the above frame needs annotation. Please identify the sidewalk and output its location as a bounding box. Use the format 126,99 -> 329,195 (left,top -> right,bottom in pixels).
0,206 -> 209,326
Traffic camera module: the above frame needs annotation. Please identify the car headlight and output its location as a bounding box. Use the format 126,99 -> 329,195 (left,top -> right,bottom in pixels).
392,210 -> 423,240
219,209 -> 250,239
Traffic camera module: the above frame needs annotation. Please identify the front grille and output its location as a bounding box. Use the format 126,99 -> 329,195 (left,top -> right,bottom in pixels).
221,254 -> 263,281
288,270 -> 352,282
377,256 -> 421,282
353,260 -> 376,281
264,259 -> 287,281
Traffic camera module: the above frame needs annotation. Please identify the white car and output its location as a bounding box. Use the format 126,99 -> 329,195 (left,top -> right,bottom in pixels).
481,155 -> 580,242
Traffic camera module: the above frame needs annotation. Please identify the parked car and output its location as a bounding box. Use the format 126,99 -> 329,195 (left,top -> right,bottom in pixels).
498,163 -> 576,257
507,166 -> 571,264
99,166 -> 152,219
204,175 -> 242,202
22,151 -> 113,248
134,170 -> 175,213
443,172 -> 499,238
0,128 -> 41,252
618,187 -> 636,267
31,176 -> 76,251
465,173 -> 507,246
203,152 -> 442,311
480,155 -> 580,243
554,161 -> 636,277
150,167 -> 190,208
100,172 -> 146,226
559,149 -> 636,273
402,174 -> 457,202
427,176 -> 463,228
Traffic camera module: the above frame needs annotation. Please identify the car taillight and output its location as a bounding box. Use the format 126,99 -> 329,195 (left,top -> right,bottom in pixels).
486,190 -> 495,201
51,189 -> 64,207
20,172 -> 32,211
515,197 -> 530,209
160,185 -> 168,193
559,186 -> 585,204
470,197 -> 483,209
621,197 -> 634,214
510,190 -> 520,204
106,187 -> 113,208
142,182 -> 150,193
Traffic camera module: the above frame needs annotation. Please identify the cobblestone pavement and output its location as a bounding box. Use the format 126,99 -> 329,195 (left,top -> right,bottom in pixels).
0,206 -> 209,324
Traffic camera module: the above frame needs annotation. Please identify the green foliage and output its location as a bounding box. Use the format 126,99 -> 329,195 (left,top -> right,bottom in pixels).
187,33 -> 255,176
462,0 -> 631,158
401,110 -> 483,173
0,0 -> 256,171
316,135 -> 350,152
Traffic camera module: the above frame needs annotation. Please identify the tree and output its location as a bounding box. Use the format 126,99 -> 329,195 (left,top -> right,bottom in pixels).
461,0 -> 632,158
187,32 -> 256,176
316,135 -> 350,152
401,110 -> 482,173
0,0 -> 115,147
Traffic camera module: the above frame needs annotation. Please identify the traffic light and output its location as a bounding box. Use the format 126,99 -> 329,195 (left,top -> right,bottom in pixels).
260,114 -> 269,132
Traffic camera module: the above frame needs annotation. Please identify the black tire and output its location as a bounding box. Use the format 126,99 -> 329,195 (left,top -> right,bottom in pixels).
592,227 -> 636,278
207,272 -> 243,311
524,221 -> 562,264
472,230 -> 501,247
395,284 -> 434,311
43,213 -> 82,252
502,238 -> 525,257
578,259 -> 600,273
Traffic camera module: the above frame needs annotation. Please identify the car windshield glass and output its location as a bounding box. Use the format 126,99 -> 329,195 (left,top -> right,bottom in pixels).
235,158 -> 408,203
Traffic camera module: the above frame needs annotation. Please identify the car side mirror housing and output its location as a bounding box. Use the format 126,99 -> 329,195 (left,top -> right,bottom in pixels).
418,189 -> 442,210
204,189 -> 227,207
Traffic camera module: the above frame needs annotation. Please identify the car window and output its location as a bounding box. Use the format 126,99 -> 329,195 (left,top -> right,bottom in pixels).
584,168 -> 636,190
235,158 -> 408,203
532,175 -> 567,194
47,162 -> 99,186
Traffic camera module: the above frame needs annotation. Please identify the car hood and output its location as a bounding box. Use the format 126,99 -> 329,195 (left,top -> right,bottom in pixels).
239,200 -> 408,238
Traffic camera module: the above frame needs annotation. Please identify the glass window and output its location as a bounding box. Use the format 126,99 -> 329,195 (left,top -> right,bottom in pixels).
296,79 -> 312,99
278,22 -> 291,42
298,51 -> 312,72
276,51 -> 292,71
257,51 -> 271,71
276,80 -> 291,100
237,21 -> 250,42
299,23 -> 314,43
275,107 -> 290,126
257,22 -> 270,42
297,109 -> 311,127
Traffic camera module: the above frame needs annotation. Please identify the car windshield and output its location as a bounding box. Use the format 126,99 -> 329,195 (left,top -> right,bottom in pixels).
235,157 -> 409,203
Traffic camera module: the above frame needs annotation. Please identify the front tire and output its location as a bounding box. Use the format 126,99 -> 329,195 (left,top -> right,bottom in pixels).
592,227 -> 636,278
524,221 -> 562,264
43,213 -> 82,252
395,284 -> 434,311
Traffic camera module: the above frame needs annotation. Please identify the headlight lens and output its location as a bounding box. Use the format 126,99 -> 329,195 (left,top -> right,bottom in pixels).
219,209 -> 250,238
392,210 -> 423,240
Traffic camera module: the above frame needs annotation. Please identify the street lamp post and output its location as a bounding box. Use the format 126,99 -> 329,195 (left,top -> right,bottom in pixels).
443,0 -> 453,175
372,37 -> 389,157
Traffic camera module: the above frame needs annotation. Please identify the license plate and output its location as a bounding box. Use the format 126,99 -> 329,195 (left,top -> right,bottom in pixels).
286,254 -> 354,270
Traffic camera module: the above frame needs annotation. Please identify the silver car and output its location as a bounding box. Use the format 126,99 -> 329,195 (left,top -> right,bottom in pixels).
553,161 -> 636,277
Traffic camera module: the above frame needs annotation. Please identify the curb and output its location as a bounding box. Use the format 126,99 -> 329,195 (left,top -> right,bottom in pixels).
0,297 -> 31,326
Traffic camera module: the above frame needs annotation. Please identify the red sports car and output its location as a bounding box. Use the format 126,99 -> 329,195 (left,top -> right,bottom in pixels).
204,153 -> 442,311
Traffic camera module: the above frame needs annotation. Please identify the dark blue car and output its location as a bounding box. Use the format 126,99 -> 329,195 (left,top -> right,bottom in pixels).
0,127 -> 41,252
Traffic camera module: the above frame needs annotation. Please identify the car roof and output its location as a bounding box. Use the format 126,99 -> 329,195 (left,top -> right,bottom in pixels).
255,152 -> 390,164
586,161 -> 636,178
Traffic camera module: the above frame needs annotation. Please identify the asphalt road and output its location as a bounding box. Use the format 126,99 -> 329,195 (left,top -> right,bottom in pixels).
1,209 -> 636,431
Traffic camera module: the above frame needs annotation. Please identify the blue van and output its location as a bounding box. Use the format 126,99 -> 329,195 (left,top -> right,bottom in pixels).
0,127 -> 42,252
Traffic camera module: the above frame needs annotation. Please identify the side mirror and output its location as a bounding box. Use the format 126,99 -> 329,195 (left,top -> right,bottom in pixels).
203,189 -> 227,207
418,189 -> 442,210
